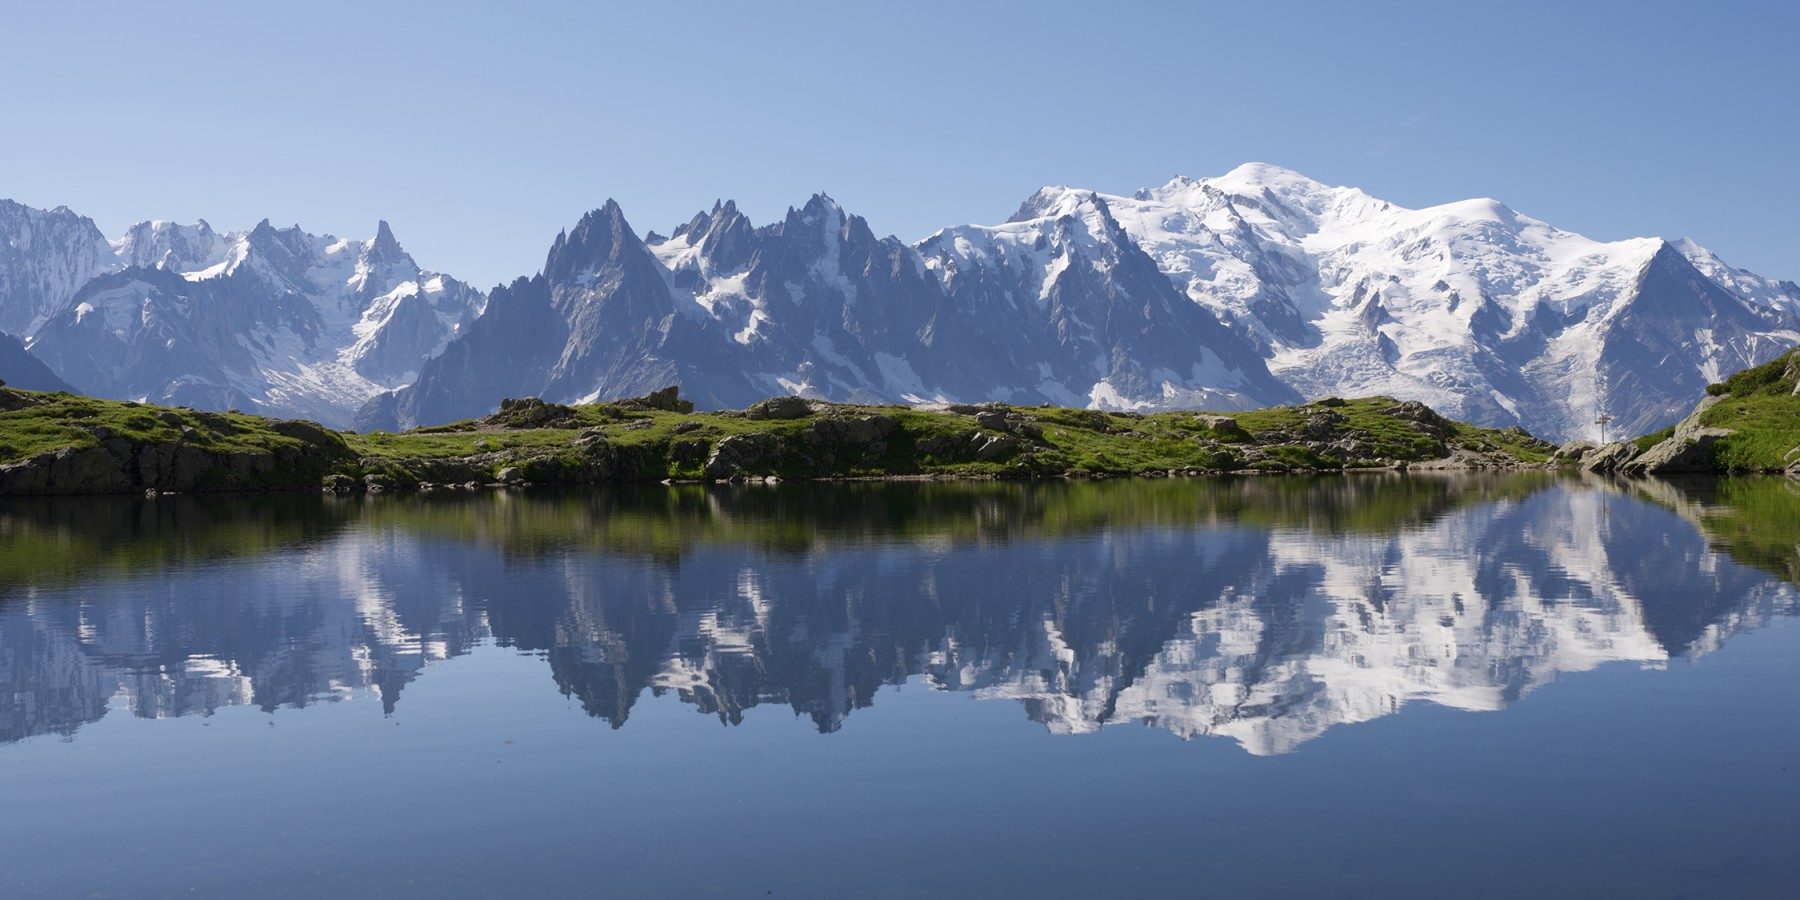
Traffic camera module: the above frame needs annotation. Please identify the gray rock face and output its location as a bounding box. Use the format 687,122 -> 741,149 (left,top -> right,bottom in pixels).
1622,395 -> 1733,475
916,191 -> 1300,414
704,432 -> 783,478
1580,442 -> 1641,473
745,396 -> 813,420
1555,440 -> 1597,461
0,424 -> 354,496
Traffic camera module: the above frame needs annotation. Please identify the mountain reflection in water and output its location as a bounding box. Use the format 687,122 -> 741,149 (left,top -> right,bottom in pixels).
3,474 -> 1798,755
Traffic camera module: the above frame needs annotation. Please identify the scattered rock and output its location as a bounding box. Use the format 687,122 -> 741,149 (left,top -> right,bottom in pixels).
1382,400 -> 1457,440
1300,411 -> 1346,440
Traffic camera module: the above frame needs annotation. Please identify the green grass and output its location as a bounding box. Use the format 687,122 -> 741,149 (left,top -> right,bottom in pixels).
0,392 -> 330,463
2,387 -> 1555,490
1634,425 -> 1676,453
1690,348 -> 1800,472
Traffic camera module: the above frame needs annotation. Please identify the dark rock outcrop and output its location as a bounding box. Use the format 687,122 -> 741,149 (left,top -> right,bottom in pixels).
1622,396 -> 1733,475
0,428 -> 356,496
745,396 -> 814,420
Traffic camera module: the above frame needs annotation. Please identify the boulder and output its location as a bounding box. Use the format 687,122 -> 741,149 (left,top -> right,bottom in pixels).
1554,440 -> 1597,461
1625,431 -> 1728,474
704,432 -> 783,477
1580,441 -> 1639,473
745,396 -> 814,420
1622,395 -> 1732,475
617,385 -> 693,413
487,398 -> 581,429
1195,415 -> 1248,438
971,432 -> 1023,462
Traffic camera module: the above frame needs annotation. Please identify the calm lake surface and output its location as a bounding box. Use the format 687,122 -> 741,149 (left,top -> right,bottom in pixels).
4,474 -> 1800,897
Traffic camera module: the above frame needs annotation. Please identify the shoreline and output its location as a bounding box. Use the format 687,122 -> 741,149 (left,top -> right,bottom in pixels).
1,386 -> 1570,497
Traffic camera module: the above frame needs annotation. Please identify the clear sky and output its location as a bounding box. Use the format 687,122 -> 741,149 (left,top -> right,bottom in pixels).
4,1 -> 1795,289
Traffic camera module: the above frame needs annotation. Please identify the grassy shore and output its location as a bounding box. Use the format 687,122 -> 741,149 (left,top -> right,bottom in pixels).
1693,348 -> 1800,472
0,385 -> 1555,495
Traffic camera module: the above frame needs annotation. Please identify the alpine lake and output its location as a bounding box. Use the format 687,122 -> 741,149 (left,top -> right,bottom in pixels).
4,473 -> 1800,897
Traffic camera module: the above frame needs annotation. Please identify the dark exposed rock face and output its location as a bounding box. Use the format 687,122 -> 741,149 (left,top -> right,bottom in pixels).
0,429 -> 356,496
1622,395 -> 1734,476
358,201 -> 733,431
616,386 -> 693,413
703,412 -> 909,479
485,398 -> 582,430
705,433 -> 784,479
745,396 -> 813,420
1580,442 -> 1641,473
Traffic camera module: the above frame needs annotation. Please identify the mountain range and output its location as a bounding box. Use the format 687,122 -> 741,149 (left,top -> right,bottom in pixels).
5,165 -> 1795,439
0,200 -> 483,426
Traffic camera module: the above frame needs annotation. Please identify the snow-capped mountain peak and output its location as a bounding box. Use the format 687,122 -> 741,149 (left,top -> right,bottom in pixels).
1090,164 -> 1799,439
6,208 -> 484,426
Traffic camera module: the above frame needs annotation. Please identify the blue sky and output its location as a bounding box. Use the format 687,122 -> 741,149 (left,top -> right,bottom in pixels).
3,1 -> 1794,288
